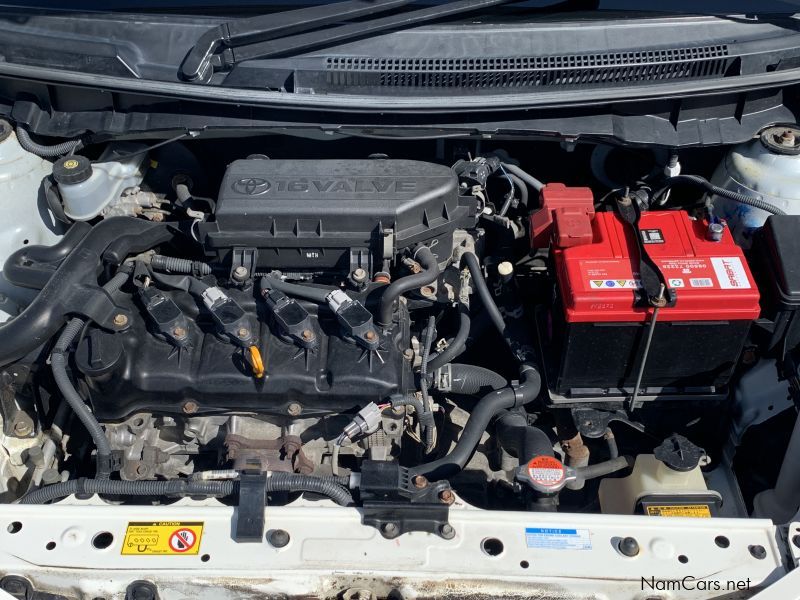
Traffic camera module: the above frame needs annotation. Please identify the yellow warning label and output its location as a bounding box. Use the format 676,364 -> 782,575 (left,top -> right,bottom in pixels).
646,505 -> 712,518
122,521 -> 204,555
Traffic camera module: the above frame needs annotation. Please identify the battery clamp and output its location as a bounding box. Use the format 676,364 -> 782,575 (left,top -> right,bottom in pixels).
613,193 -> 677,309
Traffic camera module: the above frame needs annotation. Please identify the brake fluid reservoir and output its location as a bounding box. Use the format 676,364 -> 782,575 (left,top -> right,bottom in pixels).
54,146 -> 146,221
598,435 -> 721,516
711,125 -> 800,245
0,121 -> 64,321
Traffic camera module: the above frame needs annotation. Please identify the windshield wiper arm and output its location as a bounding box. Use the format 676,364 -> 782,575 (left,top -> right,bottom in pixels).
223,0 -> 522,77
180,0 -> 416,82
225,0 -> 520,73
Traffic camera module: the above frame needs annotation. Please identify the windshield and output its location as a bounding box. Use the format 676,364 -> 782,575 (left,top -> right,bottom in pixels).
0,0 -> 798,14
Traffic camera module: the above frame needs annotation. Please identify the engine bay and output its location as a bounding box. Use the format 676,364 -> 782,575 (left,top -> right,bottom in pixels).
1,123 -> 799,539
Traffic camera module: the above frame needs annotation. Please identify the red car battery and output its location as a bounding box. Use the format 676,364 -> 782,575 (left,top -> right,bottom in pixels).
547,209 -> 760,400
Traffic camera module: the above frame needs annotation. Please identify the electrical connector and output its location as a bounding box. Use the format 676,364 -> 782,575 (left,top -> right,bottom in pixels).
341,402 -> 383,442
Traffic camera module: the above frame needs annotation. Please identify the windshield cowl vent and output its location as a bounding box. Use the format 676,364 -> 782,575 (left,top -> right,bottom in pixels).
323,45 -> 735,91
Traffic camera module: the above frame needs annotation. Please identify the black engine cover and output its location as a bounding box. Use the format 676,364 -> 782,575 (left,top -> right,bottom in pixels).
75,287 -> 411,420
199,158 -> 473,273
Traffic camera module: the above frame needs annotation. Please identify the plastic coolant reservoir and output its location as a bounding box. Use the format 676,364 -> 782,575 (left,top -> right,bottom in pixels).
0,123 -> 65,322
711,124 -> 800,246
54,146 -> 145,221
598,454 -> 711,515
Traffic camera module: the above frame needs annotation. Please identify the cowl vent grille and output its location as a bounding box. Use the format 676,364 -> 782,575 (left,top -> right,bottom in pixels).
325,46 -> 732,90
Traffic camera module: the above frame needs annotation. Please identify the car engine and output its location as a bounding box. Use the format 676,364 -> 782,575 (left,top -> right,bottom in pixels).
1,122 -> 799,536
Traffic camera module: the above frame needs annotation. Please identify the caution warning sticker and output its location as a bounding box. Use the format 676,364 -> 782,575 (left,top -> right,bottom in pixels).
645,505 -> 712,518
122,522 -> 204,555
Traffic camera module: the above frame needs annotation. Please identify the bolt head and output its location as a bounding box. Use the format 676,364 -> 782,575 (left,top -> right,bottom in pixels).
182,400 -> 199,414
403,348 -> 414,360
420,285 -> 435,298
364,330 -> 377,341
12,420 -> 31,436
381,522 -> 399,538
287,402 -> 302,416
233,266 -> 249,281
439,489 -> 455,505
352,268 -> 367,282
301,329 -> 314,341
237,327 -> 250,339
172,326 -> 187,339
113,313 -> 129,327
439,523 -> 455,539
412,475 -> 428,489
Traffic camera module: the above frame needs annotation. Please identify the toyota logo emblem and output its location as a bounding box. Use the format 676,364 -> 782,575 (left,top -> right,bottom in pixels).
233,177 -> 271,195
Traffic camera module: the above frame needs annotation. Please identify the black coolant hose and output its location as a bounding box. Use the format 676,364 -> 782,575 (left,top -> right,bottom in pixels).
50,271 -> 130,478
427,301 -> 470,372
444,363 -> 508,395
261,274 -> 333,304
495,410 -> 554,462
410,363 -> 541,481
15,126 -> 83,157
500,162 -> 545,193
19,473 -> 353,505
460,252 -> 507,343
377,245 -> 440,327
655,174 -> 787,215
0,217 -> 174,367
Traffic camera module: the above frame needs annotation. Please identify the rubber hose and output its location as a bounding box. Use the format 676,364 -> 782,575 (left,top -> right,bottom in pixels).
44,175 -> 70,224
657,174 -> 786,215
446,363 -> 508,395
574,456 -> 633,481
50,271 -> 129,478
604,428 -> 619,459
0,217 -> 174,367
151,255 -> 212,276
410,362 -> 541,480
377,245 -> 440,327
419,316 -> 436,452
175,183 -> 192,204
4,222 -> 92,290
261,275 -> 332,304
499,172 -> 529,216
20,473 -> 353,505
16,126 -> 83,157
460,252 -> 507,345
500,162 -> 545,193
495,410 -> 554,462
389,395 -> 434,428
427,302 -> 470,371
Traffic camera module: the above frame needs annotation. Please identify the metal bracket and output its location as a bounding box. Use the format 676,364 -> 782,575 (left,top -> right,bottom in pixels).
571,407 -> 645,439
0,370 -> 35,438
614,195 -> 677,308
359,460 -> 454,539
230,247 -> 258,284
